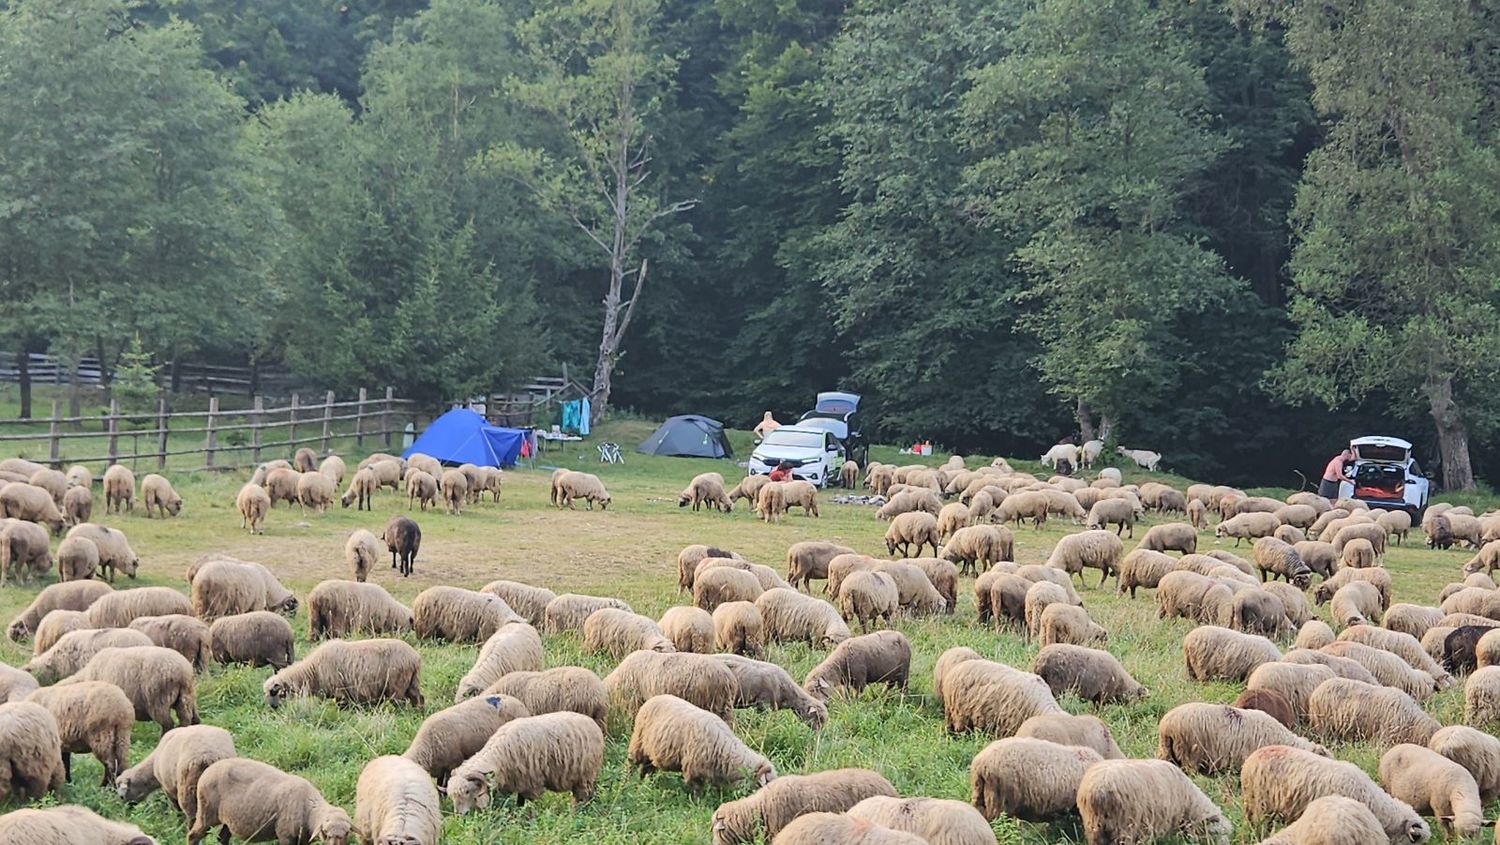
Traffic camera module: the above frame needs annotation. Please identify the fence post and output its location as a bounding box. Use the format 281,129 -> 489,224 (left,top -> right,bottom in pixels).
47,400 -> 62,467
204,397 -> 219,469
356,387 -> 368,449
104,400 -> 118,467
383,387 -> 395,449
251,396 -> 264,465
320,390 -> 335,453
155,398 -> 169,471
288,393 -> 299,448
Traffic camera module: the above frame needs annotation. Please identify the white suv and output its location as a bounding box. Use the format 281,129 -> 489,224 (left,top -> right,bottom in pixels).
748,427 -> 845,487
1337,436 -> 1430,514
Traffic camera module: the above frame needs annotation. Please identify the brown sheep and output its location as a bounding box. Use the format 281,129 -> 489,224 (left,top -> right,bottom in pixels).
208,611 -> 296,669
402,693 -> 530,787
695,566 -> 766,613
755,587 -> 850,648
293,447 -> 318,472
1428,724 -> 1500,802
449,711 -> 605,811
1182,625 -> 1281,682
235,482 -> 270,534
102,465 -> 135,515
0,701 -> 67,801
934,649 -> 1062,735
22,628 -> 154,684
382,514 -> 421,576
190,758 -> 351,845
128,614 -> 211,673
658,605 -> 714,653
802,630 -> 911,701
627,694 -> 774,791
263,638 -> 423,708
836,570 -> 899,632
1044,530 -> 1124,588
140,473 -> 183,518
1,662 -> 39,703
1253,795 -> 1389,845
940,525 -> 1013,576
711,769 -> 897,845
25,680 -> 133,786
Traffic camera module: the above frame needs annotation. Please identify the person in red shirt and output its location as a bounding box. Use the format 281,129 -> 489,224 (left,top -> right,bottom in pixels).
1319,446 -> 1354,499
768,461 -> 794,482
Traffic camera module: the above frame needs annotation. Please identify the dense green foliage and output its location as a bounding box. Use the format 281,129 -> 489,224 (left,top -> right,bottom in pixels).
3,0 -> 1499,485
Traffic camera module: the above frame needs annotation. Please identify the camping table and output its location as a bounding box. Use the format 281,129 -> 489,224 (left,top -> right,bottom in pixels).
536,431 -> 582,453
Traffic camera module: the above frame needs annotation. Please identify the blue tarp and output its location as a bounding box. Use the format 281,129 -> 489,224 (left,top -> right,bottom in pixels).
403,409 -> 527,468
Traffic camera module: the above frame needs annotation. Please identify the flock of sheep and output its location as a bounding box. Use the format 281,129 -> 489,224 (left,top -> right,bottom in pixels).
0,443 -> 1499,843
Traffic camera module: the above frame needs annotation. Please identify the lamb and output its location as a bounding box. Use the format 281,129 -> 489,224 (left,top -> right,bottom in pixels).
605,650 -> 739,722
1,662 -> 39,702
885,511 -> 940,557
1157,702 -> 1326,779
102,464 -> 135,514
802,630 -> 911,701
939,525 -> 1012,575
340,468 -> 377,511
208,611 -> 296,669
1183,625 -> 1281,682
582,608 -> 672,661
1338,625 -> 1451,687
1252,536 -> 1312,588
1247,662 -> 1336,719
768,813 -> 926,844
935,651 -> 1062,735
402,693 -> 530,787
64,523 -> 139,582
1306,677 -> 1439,746
56,535 -> 99,582
84,587 -> 192,630
1216,511 -> 1283,545
0,701 -> 65,801
1321,641 -> 1436,700
0,805 -> 156,844
128,614 -> 211,672
1464,665 -> 1500,725
235,482 -> 271,533
382,514 -> 421,576
1316,566 -> 1393,608
1138,522 -> 1198,555
756,587 -> 850,648
1329,581 -> 1384,627
1377,743 -> 1483,839
413,585 -> 520,642
543,593 -> 632,634
1428,725 -> 1500,802
57,645 -> 197,735
1038,603 -> 1108,647
1086,497 -> 1137,537
713,601 -> 765,657
1031,643 -> 1146,704
627,694 -> 774,791
695,566 -> 766,612
837,570 -> 899,631
1115,446 -> 1163,471
63,484 -> 94,527
1076,759 -> 1229,845
189,758 -> 352,845
484,667 -> 607,731
554,470 -> 611,509
263,638 -> 423,708
1045,529 -> 1124,588
1253,795 -> 1391,845
710,769 -> 897,845
190,557 -> 297,620
353,755 -> 441,845
307,580 -> 413,640
1242,745 -> 1431,845
1117,548 -> 1175,598
139,473 -> 183,519
784,541 -> 856,591
845,796 -> 997,845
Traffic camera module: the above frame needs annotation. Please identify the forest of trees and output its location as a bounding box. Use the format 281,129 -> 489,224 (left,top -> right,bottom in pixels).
2,0 -> 1498,488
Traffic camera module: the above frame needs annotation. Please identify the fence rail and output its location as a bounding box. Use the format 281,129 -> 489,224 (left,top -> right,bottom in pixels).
0,387 -> 417,472
0,352 -> 305,397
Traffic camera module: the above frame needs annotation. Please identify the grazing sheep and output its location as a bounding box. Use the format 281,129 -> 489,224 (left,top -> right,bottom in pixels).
1338,625 -> 1450,687
262,467 -> 302,509
24,680 -> 133,785
128,614 -> 210,673
1377,743 -> 1483,839
235,483 -> 270,534
543,593 -> 632,634
709,654 -> 826,728
479,580 -> 556,627
413,585 -> 520,643
1233,590 -> 1294,640
1376,509 -> 1411,545
1015,712 -> 1124,758
1115,447 -> 1163,471
0,806 -> 152,845
1464,665 -> 1500,725
57,646 -> 197,734
1274,503 -> 1319,529
1138,522 -> 1198,555
318,454 -> 345,486
1157,702 -> 1326,777
846,796 -> 997,845
779,480 -> 820,517
403,693 -> 530,787
1,662 -> 39,702
1076,759 -> 1229,845
1339,537 -> 1375,570
292,447 -> 318,473
102,465 -> 135,514
1252,537 -> 1312,588
23,628 -> 154,683
937,525 -> 1013,577
1031,643 -> 1146,704
937,501 -> 972,541
190,758 -> 351,845
627,694 -> 774,791
1242,745 -> 1430,845
756,588 -> 850,648
140,474 -> 183,519
909,557 -> 960,614
438,468 -> 468,515
353,755 -> 441,845
1260,583 -> 1312,629
802,630 -> 911,701
876,488 -> 943,520
1322,641 -> 1436,700
583,609 -> 672,661
695,567 -> 766,613
1306,678 -> 1439,746
1045,530 -> 1124,589
1329,581 -> 1383,628
837,570 -> 899,631
84,587 -> 192,630
713,601 -> 765,657
263,638 -> 423,708
1440,586 -> 1500,618
1117,548 -> 1175,598
405,469 -> 438,511
1253,795 -> 1391,845
970,737 -> 1103,822
769,813 -> 925,844
56,535 -> 99,582
1382,604 -> 1444,640
306,580 -> 414,640
0,701 -> 65,801
1187,498 -> 1209,530
484,667 -> 607,732
1183,625 -> 1281,682
1294,620 -> 1337,651
658,606 -> 714,653
695,556 -> 788,591
1154,570 -> 1217,621
1234,688 -> 1297,729
935,652 -> 1062,736
249,459 -> 291,486
62,484 -> 92,527
340,468 -> 378,511
555,470 -> 611,510
1086,497 -> 1137,537
1216,511 -> 1283,545
1247,662 -> 1336,719
1439,625 -> 1491,674
994,489 -> 1050,529
57,525 -> 132,585
1023,581 -> 1073,638
1428,725 -> 1500,802
1038,603 -> 1108,647
342,529 -> 380,583
727,475 -> 771,509
1316,566 -> 1393,608
382,514 -> 421,577
710,769 -> 897,845
1283,649 -> 1381,685
207,611 -> 295,669
1330,523 -> 1389,562
190,557 -> 297,621
1273,524 -> 1306,545
784,541 -> 856,592
605,651 -> 738,722
886,511 -> 940,558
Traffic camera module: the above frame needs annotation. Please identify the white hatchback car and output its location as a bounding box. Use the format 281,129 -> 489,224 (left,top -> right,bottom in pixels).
1337,435 -> 1430,514
748,426 -> 846,487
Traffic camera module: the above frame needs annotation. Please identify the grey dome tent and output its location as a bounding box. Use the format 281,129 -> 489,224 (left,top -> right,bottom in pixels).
637,415 -> 733,459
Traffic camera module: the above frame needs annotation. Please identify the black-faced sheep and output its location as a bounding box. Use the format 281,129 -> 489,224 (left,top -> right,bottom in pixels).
802,630 -> 911,702
1241,744 -> 1430,845
1076,758 -> 1229,845
1156,702 -> 1327,776
627,694 -> 774,791
7,570 -> 111,641
711,769 -> 897,845
1031,643 -> 1146,704
263,638 -> 423,708
484,667 -> 607,732
355,755 -> 441,845
189,757 -> 351,845
0,701 -> 65,801
1378,743 -> 1483,839
402,693 -> 530,787
24,680 -> 133,785
57,645 -> 198,734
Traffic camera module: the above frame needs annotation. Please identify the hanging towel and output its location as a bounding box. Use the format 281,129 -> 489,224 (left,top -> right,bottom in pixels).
579,397 -> 591,436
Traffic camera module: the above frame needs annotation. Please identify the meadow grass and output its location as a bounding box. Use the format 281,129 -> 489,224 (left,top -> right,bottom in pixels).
0,418 -> 1490,843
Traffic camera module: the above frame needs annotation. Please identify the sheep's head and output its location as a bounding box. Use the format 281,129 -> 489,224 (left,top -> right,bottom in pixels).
166,498 -> 182,516
598,494 -> 612,510
263,676 -> 292,709
753,760 -> 777,787
1291,571 -> 1311,590
798,698 -> 829,729
7,617 -> 31,642
803,675 -> 834,703
115,768 -> 154,803
1401,818 -> 1431,843
47,517 -> 65,536
449,771 -> 491,814
1313,584 -> 1334,605
1464,557 -> 1485,575
276,596 -> 300,617
710,801 -> 753,845
677,491 -> 691,508
315,807 -> 352,845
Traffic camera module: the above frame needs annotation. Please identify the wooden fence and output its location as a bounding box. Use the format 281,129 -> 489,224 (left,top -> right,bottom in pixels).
0,388 -> 417,472
0,352 -> 305,397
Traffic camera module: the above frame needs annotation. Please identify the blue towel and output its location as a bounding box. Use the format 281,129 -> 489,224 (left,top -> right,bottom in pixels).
579,397 -> 591,436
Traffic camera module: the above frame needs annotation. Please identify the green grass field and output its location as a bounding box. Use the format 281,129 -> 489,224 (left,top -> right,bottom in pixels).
0,418 -> 1490,844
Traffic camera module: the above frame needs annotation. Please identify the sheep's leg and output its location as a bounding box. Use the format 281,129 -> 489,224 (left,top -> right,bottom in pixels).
61,751 -> 71,783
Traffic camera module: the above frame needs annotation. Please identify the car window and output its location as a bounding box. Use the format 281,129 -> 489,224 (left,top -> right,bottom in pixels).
1409,461 -> 1421,476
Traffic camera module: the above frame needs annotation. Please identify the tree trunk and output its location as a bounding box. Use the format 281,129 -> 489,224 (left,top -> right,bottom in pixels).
1098,414 -> 1115,444
1074,398 -> 1095,443
1426,371 -> 1475,491
17,348 -> 30,420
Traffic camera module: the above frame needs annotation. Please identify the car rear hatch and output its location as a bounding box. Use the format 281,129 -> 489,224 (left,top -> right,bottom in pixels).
1352,462 -> 1405,501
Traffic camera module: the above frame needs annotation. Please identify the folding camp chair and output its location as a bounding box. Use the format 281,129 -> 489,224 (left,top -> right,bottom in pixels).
597,442 -> 624,464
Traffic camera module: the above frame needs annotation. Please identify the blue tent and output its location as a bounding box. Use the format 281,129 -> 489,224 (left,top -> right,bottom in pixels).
403,409 -> 527,468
